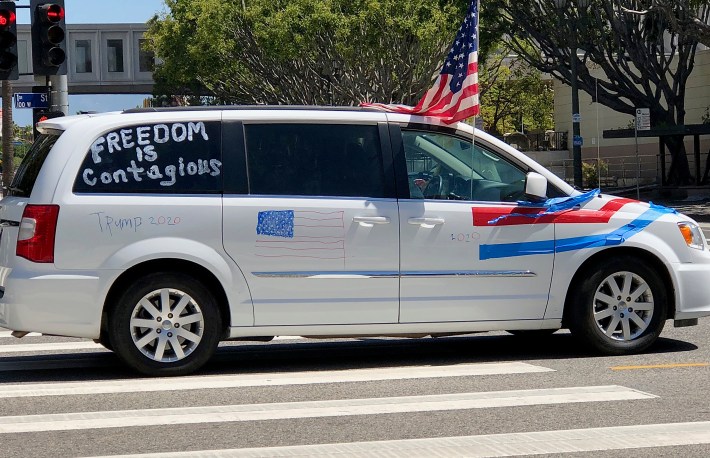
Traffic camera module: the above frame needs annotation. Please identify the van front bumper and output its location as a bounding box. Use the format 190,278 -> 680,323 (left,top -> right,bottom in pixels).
673,260 -> 710,321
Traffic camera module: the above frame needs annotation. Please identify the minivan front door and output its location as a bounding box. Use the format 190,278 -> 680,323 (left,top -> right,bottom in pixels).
222,116 -> 400,326
396,128 -> 554,323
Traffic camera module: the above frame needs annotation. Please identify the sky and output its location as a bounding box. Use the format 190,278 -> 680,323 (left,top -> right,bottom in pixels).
12,0 -> 167,126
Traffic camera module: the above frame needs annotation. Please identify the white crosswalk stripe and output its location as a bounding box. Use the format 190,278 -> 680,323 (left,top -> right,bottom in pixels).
93,421 -> 710,458
0,333 -> 705,457
0,386 -> 654,434
0,362 -> 553,397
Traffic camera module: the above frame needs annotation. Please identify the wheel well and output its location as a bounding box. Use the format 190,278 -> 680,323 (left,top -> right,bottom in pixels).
561,247 -> 675,327
100,259 -> 231,343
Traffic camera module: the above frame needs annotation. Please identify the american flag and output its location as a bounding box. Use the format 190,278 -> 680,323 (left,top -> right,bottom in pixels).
255,210 -> 345,261
361,0 -> 479,124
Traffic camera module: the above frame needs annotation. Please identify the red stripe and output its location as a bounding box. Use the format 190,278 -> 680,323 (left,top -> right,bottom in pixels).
435,84 -> 480,120
472,198 -> 635,227
414,76 -> 448,112
599,198 -> 636,212
423,88 -> 455,113
442,104 -> 480,124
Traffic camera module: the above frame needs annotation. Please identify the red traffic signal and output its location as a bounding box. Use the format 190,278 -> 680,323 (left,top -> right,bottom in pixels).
41,4 -> 64,23
0,1 -> 17,80
31,1 -> 67,75
32,109 -> 64,140
0,8 -> 15,28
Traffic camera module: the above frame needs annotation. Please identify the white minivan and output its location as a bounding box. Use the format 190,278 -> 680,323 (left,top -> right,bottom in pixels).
1,106 -> 709,376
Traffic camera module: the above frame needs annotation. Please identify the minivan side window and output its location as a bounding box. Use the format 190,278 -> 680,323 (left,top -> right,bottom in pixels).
245,123 -> 387,198
9,133 -> 61,198
403,130 -> 527,202
73,121 -> 222,194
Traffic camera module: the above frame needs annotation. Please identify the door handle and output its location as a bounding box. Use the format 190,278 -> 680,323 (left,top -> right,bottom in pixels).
408,217 -> 445,226
353,216 -> 391,226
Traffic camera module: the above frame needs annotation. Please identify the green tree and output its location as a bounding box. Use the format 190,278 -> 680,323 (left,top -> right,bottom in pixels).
146,0 -> 501,106
480,44 -> 554,136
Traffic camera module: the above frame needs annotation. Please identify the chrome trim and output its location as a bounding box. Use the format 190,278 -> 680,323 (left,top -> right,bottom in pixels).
401,270 -> 536,278
252,270 -> 536,279
252,271 -> 399,279
223,194 -> 397,202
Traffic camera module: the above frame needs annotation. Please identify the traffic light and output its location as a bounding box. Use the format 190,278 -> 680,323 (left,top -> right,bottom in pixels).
31,0 -> 67,76
0,1 -> 18,80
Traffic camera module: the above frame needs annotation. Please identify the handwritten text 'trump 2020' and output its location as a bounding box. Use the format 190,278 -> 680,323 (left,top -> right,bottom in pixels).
90,211 -> 182,236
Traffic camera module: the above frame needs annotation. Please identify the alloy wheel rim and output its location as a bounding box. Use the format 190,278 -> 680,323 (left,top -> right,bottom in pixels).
129,288 -> 204,362
592,271 -> 654,341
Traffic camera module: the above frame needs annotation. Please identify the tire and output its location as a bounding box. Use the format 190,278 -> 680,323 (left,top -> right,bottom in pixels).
96,334 -> 113,351
108,272 -> 222,376
568,255 -> 667,355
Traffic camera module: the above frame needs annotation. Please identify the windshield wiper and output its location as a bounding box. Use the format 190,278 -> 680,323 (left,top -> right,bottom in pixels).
5,186 -> 25,196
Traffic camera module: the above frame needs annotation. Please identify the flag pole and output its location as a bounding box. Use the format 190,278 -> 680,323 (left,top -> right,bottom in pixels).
470,0 -> 480,200
471,115 -> 477,199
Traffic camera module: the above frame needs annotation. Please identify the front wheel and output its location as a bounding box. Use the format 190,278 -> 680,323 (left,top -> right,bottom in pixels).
108,272 -> 222,376
568,256 -> 667,355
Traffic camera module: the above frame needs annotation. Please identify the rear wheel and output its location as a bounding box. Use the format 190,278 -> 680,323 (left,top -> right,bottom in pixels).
568,256 -> 667,355
108,272 -> 222,376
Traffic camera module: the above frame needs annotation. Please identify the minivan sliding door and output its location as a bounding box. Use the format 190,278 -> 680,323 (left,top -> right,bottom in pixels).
221,114 -> 400,327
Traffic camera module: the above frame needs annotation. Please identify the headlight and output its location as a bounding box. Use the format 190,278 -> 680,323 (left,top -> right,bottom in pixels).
677,222 -> 705,250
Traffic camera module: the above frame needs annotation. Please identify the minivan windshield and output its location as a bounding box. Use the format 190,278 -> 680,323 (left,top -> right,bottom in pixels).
8,133 -> 61,197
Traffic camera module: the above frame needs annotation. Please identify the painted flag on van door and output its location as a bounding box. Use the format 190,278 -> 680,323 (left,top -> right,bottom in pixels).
361,0 -> 480,124
255,210 -> 345,260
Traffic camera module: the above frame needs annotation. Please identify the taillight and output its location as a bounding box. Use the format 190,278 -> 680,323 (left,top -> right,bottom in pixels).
16,204 -> 59,263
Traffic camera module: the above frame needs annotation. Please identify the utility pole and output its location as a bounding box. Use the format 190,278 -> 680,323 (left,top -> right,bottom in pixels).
2,79 -> 13,194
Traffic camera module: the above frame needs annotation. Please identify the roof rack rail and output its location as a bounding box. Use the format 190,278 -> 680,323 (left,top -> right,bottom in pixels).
122,105 -> 381,114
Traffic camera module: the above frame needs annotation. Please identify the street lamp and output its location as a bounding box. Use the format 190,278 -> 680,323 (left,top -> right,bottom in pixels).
553,0 -> 589,189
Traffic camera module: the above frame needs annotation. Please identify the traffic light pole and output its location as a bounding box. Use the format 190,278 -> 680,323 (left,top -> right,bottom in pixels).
2,79 -> 13,194
50,73 -> 67,115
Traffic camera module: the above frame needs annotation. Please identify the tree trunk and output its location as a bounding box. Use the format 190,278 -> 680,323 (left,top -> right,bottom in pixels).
2,80 -> 13,196
664,136 -> 692,185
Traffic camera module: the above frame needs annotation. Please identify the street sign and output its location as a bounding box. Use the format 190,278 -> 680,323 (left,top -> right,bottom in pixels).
14,92 -> 49,109
572,113 -> 582,123
573,135 -> 583,147
636,108 -> 651,131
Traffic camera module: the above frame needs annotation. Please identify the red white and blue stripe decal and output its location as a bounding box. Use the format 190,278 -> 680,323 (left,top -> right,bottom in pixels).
474,191 -> 677,260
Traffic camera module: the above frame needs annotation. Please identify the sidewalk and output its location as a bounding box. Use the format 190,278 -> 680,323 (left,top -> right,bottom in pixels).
612,188 -> 710,223
656,197 -> 710,222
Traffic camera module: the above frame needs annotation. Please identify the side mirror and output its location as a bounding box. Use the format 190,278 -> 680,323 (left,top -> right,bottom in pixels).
525,172 -> 548,203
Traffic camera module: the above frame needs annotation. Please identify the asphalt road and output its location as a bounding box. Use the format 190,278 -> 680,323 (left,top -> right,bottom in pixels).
0,317 -> 710,457
701,222 -> 710,240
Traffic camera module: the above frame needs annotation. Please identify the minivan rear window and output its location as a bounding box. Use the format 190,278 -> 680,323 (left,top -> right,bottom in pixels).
8,133 -> 61,198
73,121 -> 222,194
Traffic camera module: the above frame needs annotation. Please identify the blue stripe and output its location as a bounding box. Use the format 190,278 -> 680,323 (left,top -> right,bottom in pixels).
480,204 -> 676,260
480,240 -> 555,260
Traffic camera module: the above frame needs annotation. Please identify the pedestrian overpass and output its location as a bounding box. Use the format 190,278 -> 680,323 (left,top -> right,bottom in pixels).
13,23 -> 154,94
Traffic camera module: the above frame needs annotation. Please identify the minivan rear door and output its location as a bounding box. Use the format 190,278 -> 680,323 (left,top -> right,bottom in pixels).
221,112 -> 401,327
